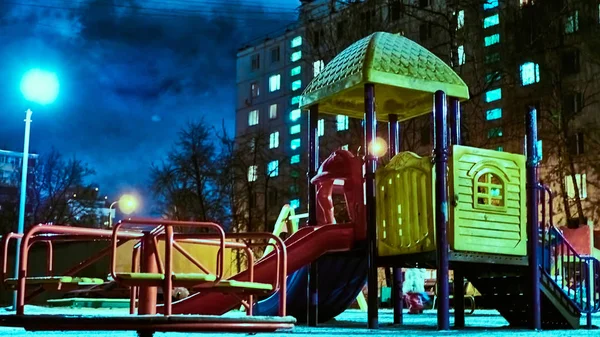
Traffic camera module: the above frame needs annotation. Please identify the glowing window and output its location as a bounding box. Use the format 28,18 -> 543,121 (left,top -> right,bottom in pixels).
290,198 -> 300,209
457,45 -> 465,65
474,171 -> 505,209
485,72 -> 501,83
291,96 -> 301,105
486,108 -> 502,120
565,173 -> 587,199
565,11 -> 579,34
488,127 -> 503,138
291,36 -> 302,48
291,138 -> 301,150
291,51 -> 302,62
484,34 -> 500,46
267,160 -> 279,177
290,124 -> 301,134
291,80 -> 302,91
290,66 -> 301,76
485,88 -> 501,102
341,144 -> 349,150
483,14 -> 499,28
520,62 -> 540,86
269,74 -> 281,92
483,0 -> 498,10
247,165 -> 257,182
269,104 -> 277,119
269,131 -> 279,149
336,115 -> 349,131
290,154 -> 300,164
457,10 -> 464,29
290,109 -> 301,121
313,60 -> 325,77
318,119 -> 324,137
496,146 -> 504,152
248,110 -> 259,126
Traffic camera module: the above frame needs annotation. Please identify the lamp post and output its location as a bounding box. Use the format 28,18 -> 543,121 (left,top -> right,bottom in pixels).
12,69 -> 59,310
108,194 -> 139,227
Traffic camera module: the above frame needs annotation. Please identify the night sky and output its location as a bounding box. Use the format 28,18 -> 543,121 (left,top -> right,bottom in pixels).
0,0 -> 297,213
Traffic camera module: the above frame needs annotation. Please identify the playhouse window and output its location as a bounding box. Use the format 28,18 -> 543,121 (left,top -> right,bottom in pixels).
475,172 -> 505,208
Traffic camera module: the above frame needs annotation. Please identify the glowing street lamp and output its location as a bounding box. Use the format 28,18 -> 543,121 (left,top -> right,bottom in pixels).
12,69 -> 59,309
368,137 -> 388,158
108,194 -> 140,227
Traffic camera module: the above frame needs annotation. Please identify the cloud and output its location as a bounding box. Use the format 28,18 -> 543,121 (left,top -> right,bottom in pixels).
0,0 -> 296,212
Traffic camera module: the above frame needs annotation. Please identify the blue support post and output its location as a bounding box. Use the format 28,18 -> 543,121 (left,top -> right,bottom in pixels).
308,103 -> 319,326
364,83 -> 378,329
526,106 -> 541,330
434,91 -> 450,331
388,114 -> 403,325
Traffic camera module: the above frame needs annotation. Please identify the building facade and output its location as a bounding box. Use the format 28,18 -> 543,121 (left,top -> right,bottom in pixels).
236,0 -> 600,228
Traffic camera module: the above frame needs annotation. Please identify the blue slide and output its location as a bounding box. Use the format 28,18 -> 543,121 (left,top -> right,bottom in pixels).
254,250 -> 367,323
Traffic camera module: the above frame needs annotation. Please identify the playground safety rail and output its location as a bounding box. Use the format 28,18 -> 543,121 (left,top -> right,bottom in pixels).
539,184 -> 599,327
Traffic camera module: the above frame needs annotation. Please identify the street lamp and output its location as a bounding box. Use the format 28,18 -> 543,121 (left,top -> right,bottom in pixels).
108,194 -> 139,227
13,68 -> 59,309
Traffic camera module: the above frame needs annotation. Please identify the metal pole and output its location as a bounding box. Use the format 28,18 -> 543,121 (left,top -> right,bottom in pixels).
526,106 -> 541,330
585,259 -> 592,328
12,108 -> 33,310
109,201 -> 118,227
450,98 -> 461,146
365,83 -> 378,329
388,114 -> 403,325
307,104 -> 319,326
434,91 -> 450,330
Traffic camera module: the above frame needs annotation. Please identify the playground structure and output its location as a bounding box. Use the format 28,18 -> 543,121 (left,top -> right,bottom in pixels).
0,31 -> 598,334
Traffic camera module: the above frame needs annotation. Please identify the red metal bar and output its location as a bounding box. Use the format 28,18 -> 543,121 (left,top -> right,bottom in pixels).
152,235 -> 165,275
130,245 -> 141,315
163,226 -> 174,316
16,224 -> 140,315
137,233 -> 158,315
172,241 -> 213,275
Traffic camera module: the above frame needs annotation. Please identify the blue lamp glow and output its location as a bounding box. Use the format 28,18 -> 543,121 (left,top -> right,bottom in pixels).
20,69 -> 59,105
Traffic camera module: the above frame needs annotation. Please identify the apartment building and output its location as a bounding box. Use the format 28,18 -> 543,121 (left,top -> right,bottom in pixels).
0,149 -> 38,184
236,0 -> 600,226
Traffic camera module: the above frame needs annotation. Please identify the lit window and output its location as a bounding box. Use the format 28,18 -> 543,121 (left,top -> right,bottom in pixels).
290,124 -> 301,134
496,146 -> 504,152
269,131 -> 279,149
267,160 -> 279,177
290,198 -> 300,209
486,108 -> 502,120
291,96 -> 301,105
341,144 -> 349,150
291,66 -> 301,76
318,119 -> 324,137
313,60 -> 325,77
336,115 -> 349,131
290,109 -> 301,121
291,36 -> 302,48
291,80 -> 302,91
520,62 -> 540,86
457,10 -> 464,29
457,45 -> 465,65
483,14 -> 499,28
485,72 -> 501,83
484,33 -> 500,46
565,173 -> 587,199
291,138 -> 301,150
248,110 -> 259,126
269,74 -> 281,92
487,127 -> 503,138
291,51 -> 302,62
247,165 -> 257,182
250,82 -> 259,97
485,88 -> 502,102
269,104 -> 277,119
483,0 -> 498,10
565,11 -> 579,34
290,154 -> 300,164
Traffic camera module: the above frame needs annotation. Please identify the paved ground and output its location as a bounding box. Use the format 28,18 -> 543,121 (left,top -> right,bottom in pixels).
0,306 -> 598,336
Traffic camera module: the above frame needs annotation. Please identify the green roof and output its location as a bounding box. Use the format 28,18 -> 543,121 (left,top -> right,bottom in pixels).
300,32 -> 469,122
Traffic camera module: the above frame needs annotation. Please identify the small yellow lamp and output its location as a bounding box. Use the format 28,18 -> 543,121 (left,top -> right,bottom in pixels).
368,137 -> 388,158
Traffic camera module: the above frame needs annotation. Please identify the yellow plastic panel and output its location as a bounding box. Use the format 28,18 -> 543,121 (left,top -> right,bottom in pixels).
376,152 -> 436,256
449,145 -> 527,256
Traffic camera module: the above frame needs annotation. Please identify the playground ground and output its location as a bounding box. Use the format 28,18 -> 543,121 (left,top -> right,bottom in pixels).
0,306 -> 598,336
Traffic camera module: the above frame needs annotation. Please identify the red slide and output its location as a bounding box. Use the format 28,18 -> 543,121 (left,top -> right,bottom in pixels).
166,224 -> 355,315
